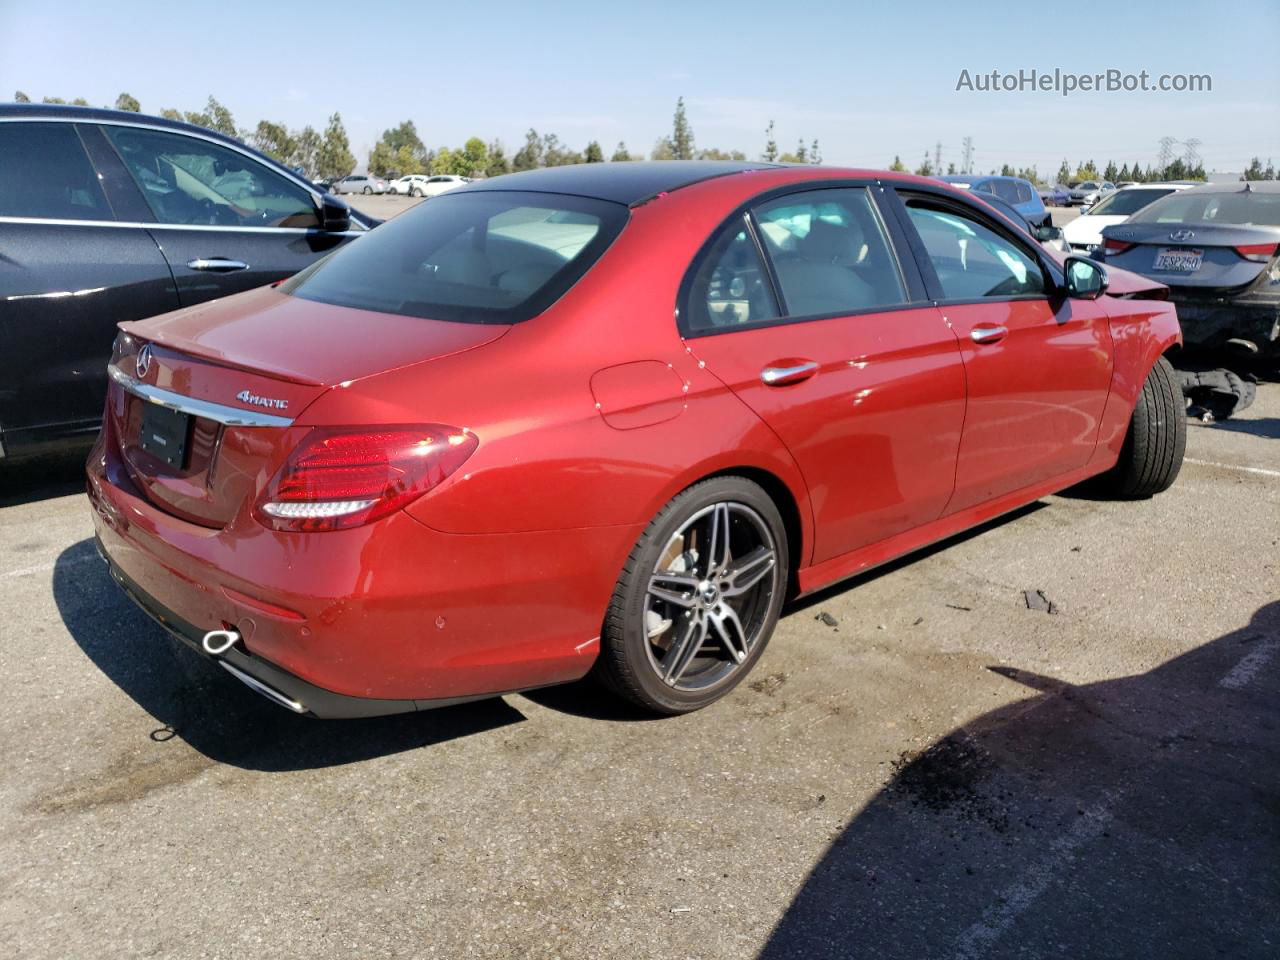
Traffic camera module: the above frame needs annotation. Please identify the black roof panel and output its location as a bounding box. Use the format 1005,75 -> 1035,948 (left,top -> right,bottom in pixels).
456,160 -> 780,206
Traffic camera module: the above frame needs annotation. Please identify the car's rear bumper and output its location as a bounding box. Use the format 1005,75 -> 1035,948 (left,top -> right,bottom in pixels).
1166,290 -> 1280,350
87,432 -> 636,716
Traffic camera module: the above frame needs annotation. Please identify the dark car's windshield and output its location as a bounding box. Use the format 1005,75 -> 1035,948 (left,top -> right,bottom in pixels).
1129,191 -> 1280,227
1086,188 -> 1176,216
285,190 -> 628,323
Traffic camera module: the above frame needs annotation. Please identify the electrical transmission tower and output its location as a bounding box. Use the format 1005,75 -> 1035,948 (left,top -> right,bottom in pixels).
961,136 -> 974,174
1182,138 -> 1202,169
1156,136 -> 1177,170
934,141 -> 943,174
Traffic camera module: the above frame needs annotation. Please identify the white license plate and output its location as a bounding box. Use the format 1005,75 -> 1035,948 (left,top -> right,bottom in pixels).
1153,247 -> 1203,272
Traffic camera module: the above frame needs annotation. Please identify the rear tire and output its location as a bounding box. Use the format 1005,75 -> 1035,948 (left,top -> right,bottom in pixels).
594,477 -> 788,715
1098,356 -> 1186,498
362,186 -> 372,194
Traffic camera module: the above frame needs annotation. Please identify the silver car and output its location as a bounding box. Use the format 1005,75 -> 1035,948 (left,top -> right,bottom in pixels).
330,174 -> 388,195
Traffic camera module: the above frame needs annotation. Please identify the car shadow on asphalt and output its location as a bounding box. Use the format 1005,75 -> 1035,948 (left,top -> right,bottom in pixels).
53,539 -> 525,772
1201,416 -> 1280,440
755,600 -> 1280,960
0,444 -> 93,507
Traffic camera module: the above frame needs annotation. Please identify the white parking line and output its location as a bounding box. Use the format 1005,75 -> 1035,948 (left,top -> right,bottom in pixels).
1219,639 -> 1279,690
1185,458 -> 1280,478
949,631 -> 1275,958
1,554 -> 96,580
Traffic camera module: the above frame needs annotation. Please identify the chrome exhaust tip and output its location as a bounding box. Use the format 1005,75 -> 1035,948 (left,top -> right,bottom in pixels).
218,661 -> 307,714
202,628 -> 240,656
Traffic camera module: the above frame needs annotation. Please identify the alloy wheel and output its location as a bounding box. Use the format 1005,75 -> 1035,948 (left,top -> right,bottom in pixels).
642,501 -> 779,692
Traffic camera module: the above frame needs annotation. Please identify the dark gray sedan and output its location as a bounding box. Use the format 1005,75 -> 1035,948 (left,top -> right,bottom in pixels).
1101,181 -> 1280,358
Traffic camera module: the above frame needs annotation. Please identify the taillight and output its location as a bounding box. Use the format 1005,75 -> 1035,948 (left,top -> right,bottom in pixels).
1103,238 -> 1134,255
1234,243 -> 1278,263
256,426 -> 477,532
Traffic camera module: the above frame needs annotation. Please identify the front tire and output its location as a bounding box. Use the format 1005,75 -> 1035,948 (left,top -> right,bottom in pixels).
594,477 -> 788,715
1098,356 -> 1186,498
362,186 -> 373,194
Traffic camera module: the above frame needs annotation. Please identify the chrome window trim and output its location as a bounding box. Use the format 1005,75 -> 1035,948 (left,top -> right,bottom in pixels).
107,366 -> 294,428
0,115 -> 372,232
0,215 -> 366,236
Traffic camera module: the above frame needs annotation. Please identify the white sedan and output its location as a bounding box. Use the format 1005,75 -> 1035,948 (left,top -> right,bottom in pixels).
1061,183 -> 1197,254
388,174 -> 472,198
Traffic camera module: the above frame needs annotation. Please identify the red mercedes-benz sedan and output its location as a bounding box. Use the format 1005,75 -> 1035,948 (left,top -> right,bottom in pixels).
88,162 -> 1185,718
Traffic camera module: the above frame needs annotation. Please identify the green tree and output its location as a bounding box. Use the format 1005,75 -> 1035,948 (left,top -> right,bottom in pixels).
41,96 -> 66,104
13,90 -> 30,103
762,120 -> 778,162
159,108 -> 183,122
1117,163 -> 1131,182
367,140 -> 398,177
611,141 -> 633,162
71,97 -> 89,106
394,144 -> 424,176
584,140 -> 604,163
251,120 -> 297,165
946,162 -> 957,175
1243,157 -> 1266,181
460,137 -> 489,176
486,140 -> 511,178
650,137 -> 676,161
512,129 -> 543,171
915,152 -> 934,176
1056,158 -> 1071,184
183,96 -> 236,136
671,96 -> 695,160
1103,160 -> 1118,182
809,139 -> 822,164
294,126 -> 320,178
889,155 -> 907,172
315,112 -> 355,179
541,133 -> 581,166
114,93 -> 141,112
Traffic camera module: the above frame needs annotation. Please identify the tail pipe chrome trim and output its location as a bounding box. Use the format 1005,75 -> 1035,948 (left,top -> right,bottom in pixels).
217,660 -> 307,714
202,628 -> 240,655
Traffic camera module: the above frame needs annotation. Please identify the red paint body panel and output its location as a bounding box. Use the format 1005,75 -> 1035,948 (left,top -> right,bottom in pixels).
89,165 -> 1182,711
942,297 -> 1113,513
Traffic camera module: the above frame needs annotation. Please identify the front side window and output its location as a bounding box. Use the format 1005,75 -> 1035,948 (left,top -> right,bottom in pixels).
104,126 -> 319,228
683,220 -> 780,333
905,199 -> 1046,300
754,188 -> 907,317
0,122 -> 111,220
284,190 -> 627,323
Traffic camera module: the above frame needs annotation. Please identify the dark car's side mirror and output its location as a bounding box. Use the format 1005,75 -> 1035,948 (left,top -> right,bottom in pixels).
1064,256 -> 1109,300
317,193 -> 352,233
1034,223 -> 1063,243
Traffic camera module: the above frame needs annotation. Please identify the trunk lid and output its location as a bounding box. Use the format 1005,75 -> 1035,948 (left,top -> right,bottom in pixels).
112,286 -> 509,527
1100,222 -> 1280,291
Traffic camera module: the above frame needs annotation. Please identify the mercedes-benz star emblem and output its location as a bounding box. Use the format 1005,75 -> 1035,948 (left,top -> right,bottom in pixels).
1169,229 -> 1195,242
135,344 -> 153,379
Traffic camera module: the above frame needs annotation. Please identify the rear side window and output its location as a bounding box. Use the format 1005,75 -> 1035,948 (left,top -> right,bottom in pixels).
683,219 -> 780,332
104,125 -> 320,229
0,122 -> 111,220
284,190 -> 628,323
1014,182 -> 1035,204
905,199 -> 1046,300
754,188 -> 907,317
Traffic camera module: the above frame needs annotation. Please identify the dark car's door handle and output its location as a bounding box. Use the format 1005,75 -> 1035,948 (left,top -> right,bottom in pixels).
761,359 -> 819,386
970,325 -> 1008,344
186,258 -> 250,272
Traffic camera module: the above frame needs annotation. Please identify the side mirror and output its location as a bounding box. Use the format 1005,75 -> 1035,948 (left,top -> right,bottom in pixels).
1034,223 -> 1063,243
317,192 -> 352,233
1064,256 -> 1109,300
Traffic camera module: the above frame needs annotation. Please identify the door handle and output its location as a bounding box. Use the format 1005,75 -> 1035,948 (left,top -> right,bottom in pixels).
186,258 -> 250,272
761,359 -> 819,386
970,325 -> 1008,344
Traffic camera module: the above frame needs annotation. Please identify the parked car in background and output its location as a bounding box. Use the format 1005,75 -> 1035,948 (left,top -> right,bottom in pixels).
1038,183 -> 1071,207
934,175 -> 1050,227
966,188 -> 1068,253
388,174 -> 434,196
1101,181 -> 1280,359
416,173 -> 471,197
0,103 -> 375,459
1063,183 -> 1196,255
312,177 -> 333,193
331,174 -> 388,195
89,161 -> 1184,720
1069,180 -> 1115,207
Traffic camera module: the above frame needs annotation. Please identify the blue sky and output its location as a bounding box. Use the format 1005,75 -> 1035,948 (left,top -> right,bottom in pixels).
2,0 -> 1277,175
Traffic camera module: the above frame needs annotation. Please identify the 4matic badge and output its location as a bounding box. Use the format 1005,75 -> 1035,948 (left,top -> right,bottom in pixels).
235,389 -> 289,410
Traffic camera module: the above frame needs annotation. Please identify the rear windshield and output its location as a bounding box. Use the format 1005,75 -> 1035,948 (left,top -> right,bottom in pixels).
284,190 -> 628,323
1130,190 -> 1280,227
1086,188 -> 1175,217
